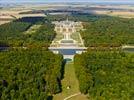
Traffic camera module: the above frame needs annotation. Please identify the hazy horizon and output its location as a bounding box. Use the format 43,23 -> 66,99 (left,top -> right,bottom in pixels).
1,0 -> 134,4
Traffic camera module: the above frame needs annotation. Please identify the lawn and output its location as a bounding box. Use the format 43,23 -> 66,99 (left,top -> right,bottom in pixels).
71,32 -> 81,43
53,62 -> 88,100
24,24 -> 42,34
53,32 -> 64,42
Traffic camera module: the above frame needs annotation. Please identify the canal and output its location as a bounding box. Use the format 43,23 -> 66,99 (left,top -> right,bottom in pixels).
122,48 -> 134,53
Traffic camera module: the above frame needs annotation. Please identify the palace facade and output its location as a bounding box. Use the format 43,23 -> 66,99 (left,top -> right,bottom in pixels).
52,19 -> 83,40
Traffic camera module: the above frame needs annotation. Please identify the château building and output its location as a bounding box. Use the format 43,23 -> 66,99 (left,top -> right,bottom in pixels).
52,18 -> 83,40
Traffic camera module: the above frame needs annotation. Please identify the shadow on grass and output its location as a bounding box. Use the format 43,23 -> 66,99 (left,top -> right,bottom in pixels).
61,59 -> 67,80
56,59 -> 67,94
58,58 -> 73,93
47,96 -> 53,100
15,17 -> 45,24
0,42 -> 9,51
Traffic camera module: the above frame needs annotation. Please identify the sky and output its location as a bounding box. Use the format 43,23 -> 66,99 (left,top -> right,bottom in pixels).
0,0 -> 134,4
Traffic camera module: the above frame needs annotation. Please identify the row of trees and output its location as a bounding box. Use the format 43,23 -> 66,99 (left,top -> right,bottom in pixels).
46,14 -> 109,22
74,50 -> 134,99
80,17 -> 134,47
0,48 -> 63,100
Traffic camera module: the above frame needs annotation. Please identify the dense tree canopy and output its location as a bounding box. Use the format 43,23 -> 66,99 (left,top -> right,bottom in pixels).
74,50 -> 134,100
80,17 -> 134,47
0,48 -> 63,100
0,16 -> 63,99
0,17 -> 56,47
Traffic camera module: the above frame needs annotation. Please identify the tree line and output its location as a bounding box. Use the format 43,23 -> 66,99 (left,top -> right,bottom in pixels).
46,14 -> 110,22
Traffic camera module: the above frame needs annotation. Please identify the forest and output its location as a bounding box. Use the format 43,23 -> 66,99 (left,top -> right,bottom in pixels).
74,50 -> 134,100
0,16 -> 63,99
80,17 -> 134,47
0,48 -> 63,100
0,17 -> 56,47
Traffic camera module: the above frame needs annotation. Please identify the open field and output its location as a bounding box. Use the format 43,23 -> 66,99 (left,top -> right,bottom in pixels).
53,32 -> 64,42
84,5 -> 134,18
94,10 -> 134,18
24,24 -> 42,35
71,32 -> 81,43
109,11 -> 134,18
0,21 -> 11,25
0,8 -> 46,25
1,3 -> 134,25
0,11 -> 46,25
